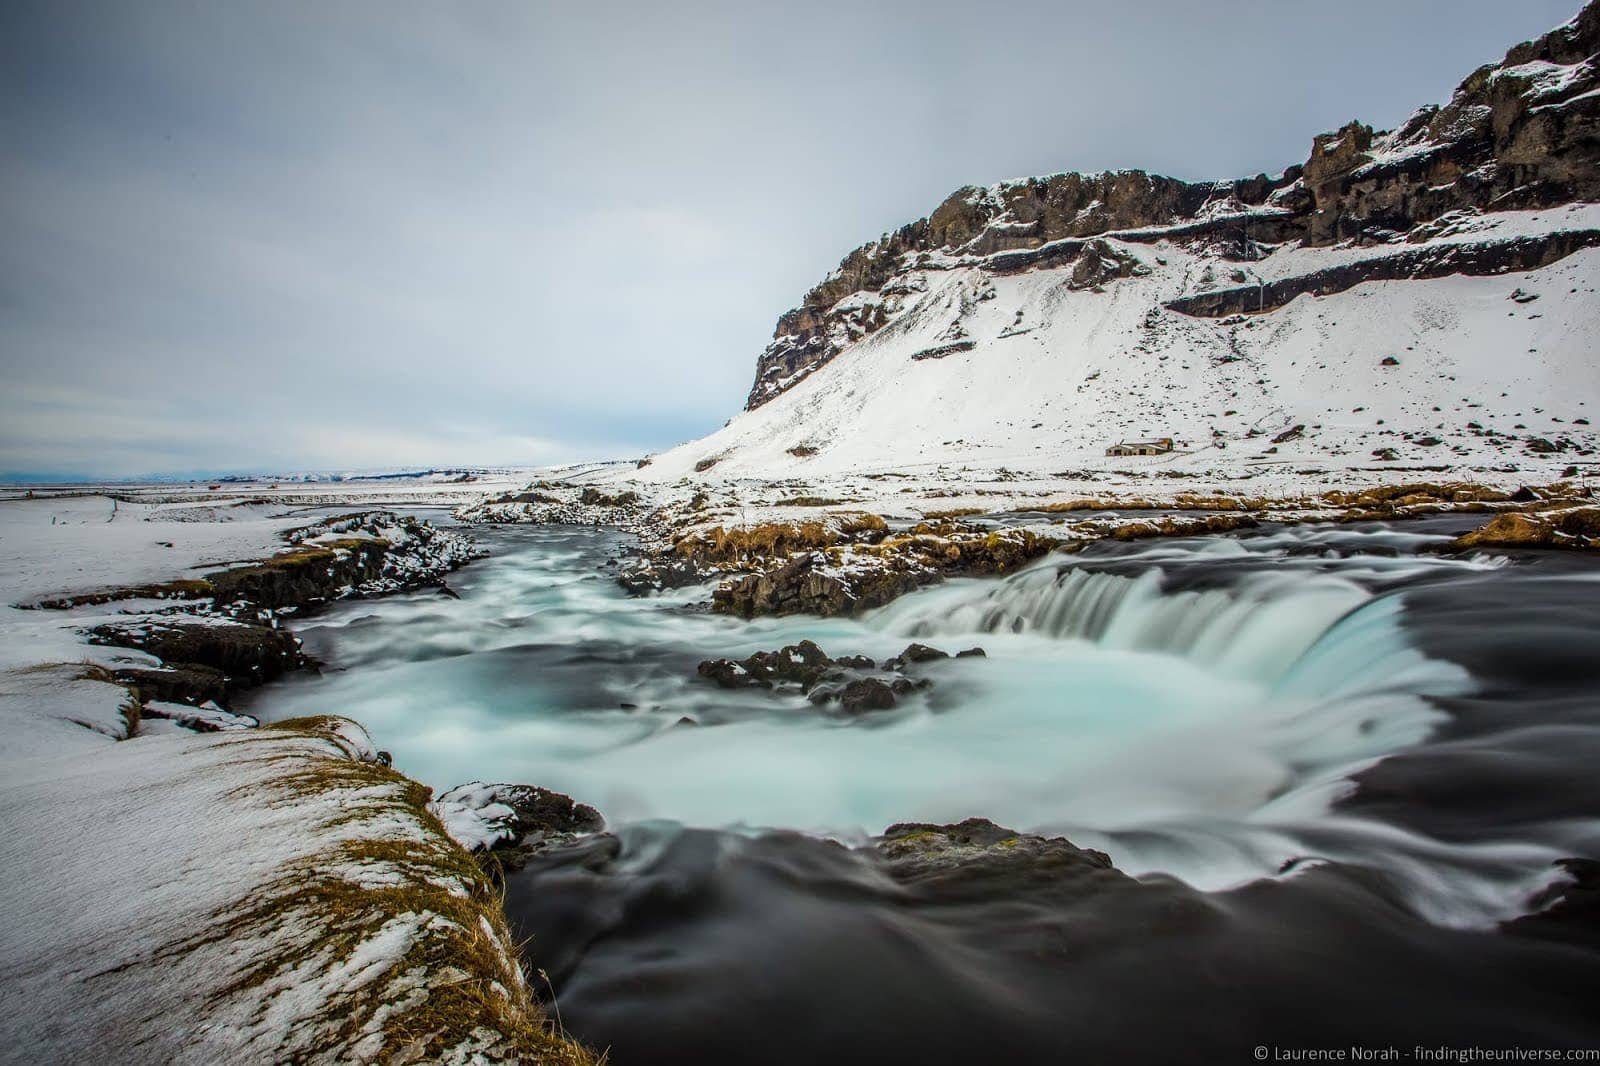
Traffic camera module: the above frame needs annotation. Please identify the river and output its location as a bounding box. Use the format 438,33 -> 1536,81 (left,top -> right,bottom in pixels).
249,517 -> 1600,1060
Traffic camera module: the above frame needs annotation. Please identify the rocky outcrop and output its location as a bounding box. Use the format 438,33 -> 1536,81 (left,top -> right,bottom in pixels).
695,639 -> 968,715
746,2 -> 1600,408
1449,507 -> 1600,550
204,538 -> 392,610
710,551 -> 912,618
711,525 -> 1066,618
697,638 -> 861,691
1166,228 -> 1600,316
78,514 -> 481,706
0,712 -> 594,1065
111,662 -> 231,705
90,619 -> 304,697
431,782 -> 605,870
746,170 -> 1284,406
875,818 -> 1132,901
28,512 -> 482,615
458,486 -> 651,529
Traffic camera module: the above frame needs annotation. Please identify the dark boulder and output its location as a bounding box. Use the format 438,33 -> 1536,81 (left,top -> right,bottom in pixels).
112,663 -> 229,706
839,678 -> 898,715
697,639 -> 841,691
697,658 -> 772,689
884,643 -> 951,670
438,782 -> 605,872
698,640 -> 938,714
712,553 -> 857,618
206,539 -> 391,610
89,620 -> 302,697
876,818 -> 1130,902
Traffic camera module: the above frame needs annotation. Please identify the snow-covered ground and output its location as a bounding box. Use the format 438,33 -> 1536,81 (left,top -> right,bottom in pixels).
630,205 -> 1600,489
0,483 -> 583,1064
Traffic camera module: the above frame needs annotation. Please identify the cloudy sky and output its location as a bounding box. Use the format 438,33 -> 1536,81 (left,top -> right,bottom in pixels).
0,0 -> 1579,479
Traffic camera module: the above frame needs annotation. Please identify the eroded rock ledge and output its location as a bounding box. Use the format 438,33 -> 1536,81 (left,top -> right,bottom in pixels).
50,512 -> 483,707
1165,228 -> 1600,317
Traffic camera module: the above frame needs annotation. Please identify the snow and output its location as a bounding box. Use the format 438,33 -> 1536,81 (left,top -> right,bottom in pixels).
143,698 -> 259,731
0,494 -> 292,606
0,712 -> 455,1061
0,481 -> 540,1063
628,206 -> 1600,493
1492,57 -> 1594,101
431,782 -> 523,852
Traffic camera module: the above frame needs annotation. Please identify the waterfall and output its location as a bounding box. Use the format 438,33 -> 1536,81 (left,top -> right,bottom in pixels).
873,562 -> 1373,685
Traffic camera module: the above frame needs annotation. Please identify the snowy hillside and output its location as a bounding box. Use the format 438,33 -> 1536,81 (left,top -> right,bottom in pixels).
640,206 -> 1600,480
637,4 -> 1600,484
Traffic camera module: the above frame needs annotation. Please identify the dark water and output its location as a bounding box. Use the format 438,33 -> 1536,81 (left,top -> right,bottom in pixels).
251,519 -> 1600,1061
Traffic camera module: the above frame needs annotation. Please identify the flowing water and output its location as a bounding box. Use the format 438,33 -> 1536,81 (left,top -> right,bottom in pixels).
250,518 -> 1600,1059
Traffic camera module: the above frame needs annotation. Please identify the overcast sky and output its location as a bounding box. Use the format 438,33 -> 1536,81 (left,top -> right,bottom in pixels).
0,0 -> 1579,479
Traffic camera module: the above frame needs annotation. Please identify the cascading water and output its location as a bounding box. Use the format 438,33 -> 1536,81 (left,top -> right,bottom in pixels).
875,562 -> 1376,683
248,520 -> 1600,1059
247,521 -> 1583,925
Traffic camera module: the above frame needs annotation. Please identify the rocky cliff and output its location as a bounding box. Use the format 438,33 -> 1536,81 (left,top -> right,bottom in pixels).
746,2 -> 1600,409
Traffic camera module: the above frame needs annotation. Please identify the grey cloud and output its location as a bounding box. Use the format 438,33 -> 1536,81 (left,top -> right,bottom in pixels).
0,0 -> 1579,477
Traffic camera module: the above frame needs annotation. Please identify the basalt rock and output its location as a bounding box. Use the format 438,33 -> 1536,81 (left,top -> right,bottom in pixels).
434,782 -> 606,872
1067,239 -> 1150,290
876,818 -> 1131,902
883,643 -> 951,670
617,554 -> 716,594
1165,230 -> 1600,317
698,657 -> 769,690
697,638 -> 837,690
578,487 -> 641,508
89,620 -> 303,697
112,663 -> 230,706
697,640 -> 938,715
204,539 -> 390,610
712,527 -> 1065,619
838,677 -> 898,714
712,553 -> 866,618
202,513 -> 479,611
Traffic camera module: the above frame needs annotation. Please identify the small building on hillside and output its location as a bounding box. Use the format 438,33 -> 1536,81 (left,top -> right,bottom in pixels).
1106,437 -> 1174,457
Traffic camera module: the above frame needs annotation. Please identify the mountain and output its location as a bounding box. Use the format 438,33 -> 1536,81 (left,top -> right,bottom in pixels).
639,2 -> 1600,483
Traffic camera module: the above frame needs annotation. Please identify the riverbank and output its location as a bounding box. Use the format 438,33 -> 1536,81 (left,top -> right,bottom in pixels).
0,487 -> 593,1064
457,467 -> 1599,617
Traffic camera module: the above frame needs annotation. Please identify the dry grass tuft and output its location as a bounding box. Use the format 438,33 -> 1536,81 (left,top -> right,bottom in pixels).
677,512 -> 888,562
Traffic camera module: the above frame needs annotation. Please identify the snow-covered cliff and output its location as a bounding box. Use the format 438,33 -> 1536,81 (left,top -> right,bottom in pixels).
640,2 -> 1600,483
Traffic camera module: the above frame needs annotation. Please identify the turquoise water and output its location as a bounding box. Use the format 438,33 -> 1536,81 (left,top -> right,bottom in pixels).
251,522 -> 1577,919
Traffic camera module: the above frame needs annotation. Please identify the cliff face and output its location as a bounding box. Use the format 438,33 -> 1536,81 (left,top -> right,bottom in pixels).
746,1 -> 1600,409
